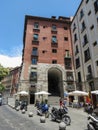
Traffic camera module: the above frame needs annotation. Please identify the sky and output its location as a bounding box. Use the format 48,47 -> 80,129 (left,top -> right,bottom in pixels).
0,0 -> 81,68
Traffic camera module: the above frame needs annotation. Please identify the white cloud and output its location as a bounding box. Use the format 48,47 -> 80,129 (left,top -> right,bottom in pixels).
0,54 -> 22,68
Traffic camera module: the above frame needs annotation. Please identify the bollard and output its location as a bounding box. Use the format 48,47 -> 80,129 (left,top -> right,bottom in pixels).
12,105 -> 15,109
28,112 -> 33,117
40,116 -> 46,123
59,122 -> 66,130
16,107 -> 20,111
22,109 -> 25,114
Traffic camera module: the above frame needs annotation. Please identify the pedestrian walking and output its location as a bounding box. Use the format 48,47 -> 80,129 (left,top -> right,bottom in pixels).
59,97 -> 63,108
63,97 -> 67,107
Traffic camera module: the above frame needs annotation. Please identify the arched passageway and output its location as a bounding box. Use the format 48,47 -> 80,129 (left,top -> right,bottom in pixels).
48,68 -> 64,97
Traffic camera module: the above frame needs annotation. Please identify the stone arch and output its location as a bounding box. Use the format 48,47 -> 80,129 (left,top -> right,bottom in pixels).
47,65 -> 65,97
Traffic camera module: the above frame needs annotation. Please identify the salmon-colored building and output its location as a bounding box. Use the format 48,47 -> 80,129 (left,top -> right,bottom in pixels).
19,15 -> 75,104
1,66 -> 21,96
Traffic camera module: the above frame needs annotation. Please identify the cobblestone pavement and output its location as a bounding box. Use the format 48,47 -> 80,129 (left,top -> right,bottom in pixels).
8,103 -> 88,130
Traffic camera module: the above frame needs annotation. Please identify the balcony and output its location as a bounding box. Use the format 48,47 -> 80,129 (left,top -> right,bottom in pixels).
51,29 -> 57,34
66,76 -> 74,81
31,53 -> 38,57
51,42 -> 58,48
33,28 -> 40,33
32,40 -> 39,45
86,73 -> 93,81
64,54 -> 71,59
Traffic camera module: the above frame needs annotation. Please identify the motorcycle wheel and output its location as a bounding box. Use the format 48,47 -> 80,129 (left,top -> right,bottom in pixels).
87,124 -> 95,130
50,113 -> 56,121
62,115 -> 71,126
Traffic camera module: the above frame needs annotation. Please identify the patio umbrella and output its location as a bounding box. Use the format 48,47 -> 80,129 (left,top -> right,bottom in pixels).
68,90 -> 88,96
17,91 -> 29,96
35,91 -> 51,103
35,91 -> 51,95
91,90 -> 98,95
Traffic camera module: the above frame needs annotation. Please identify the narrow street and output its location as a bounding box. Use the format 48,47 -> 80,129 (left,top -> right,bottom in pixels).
0,104 -> 88,130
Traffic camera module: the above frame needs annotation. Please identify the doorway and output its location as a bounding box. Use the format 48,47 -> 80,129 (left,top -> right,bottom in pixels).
48,68 -> 64,97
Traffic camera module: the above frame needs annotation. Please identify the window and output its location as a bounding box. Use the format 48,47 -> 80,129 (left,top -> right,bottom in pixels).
84,48 -> 91,62
52,60 -> 57,64
30,72 -> 37,81
33,34 -> 38,41
97,17 -> 98,23
43,37 -> 47,40
83,34 -> 88,46
64,27 -> 68,30
90,25 -> 94,30
64,37 -> 68,41
65,50 -> 70,57
74,33 -> 78,42
43,26 -> 47,28
96,61 -> 98,66
73,23 -> 76,32
75,45 -> 79,55
32,58 -> 37,64
94,1 -> 98,13
34,22 -> 39,29
52,36 -> 57,43
88,10 -> 91,16
32,47 -> 38,55
64,58 -> 72,69
52,25 -> 57,31
86,0 -> 89,4
66,72 -> 73,81
93,41 -> 97,46
87,65 -> 92,74
42,50 -> 46,53
87,65 -> 93,80
80,9 -> 84,20
81,21 -> 86,33
78,72 -> 81,82
52,49 -> 57,53
75,57 -> 80,69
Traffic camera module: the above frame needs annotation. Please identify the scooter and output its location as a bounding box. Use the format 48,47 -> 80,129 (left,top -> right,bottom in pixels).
37,103 -> 50,118
50,106 -> 71,126
87,114 -> 98,130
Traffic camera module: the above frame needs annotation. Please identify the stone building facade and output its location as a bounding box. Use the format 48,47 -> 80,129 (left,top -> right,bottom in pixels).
19,15 -> 75,104
71,0 -> 98,92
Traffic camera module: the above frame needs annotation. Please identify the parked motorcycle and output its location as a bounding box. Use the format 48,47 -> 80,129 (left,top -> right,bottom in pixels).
37,103 -> 50,118
87,114 -> 98,130
50,106 -> 71,126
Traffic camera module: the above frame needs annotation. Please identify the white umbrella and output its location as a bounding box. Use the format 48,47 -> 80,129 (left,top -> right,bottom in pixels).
35,91 -> 51,103
91,90 -> 98,95
35,91 -> 51,95
17,91 -> 29,96
68,90 -> 88,96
